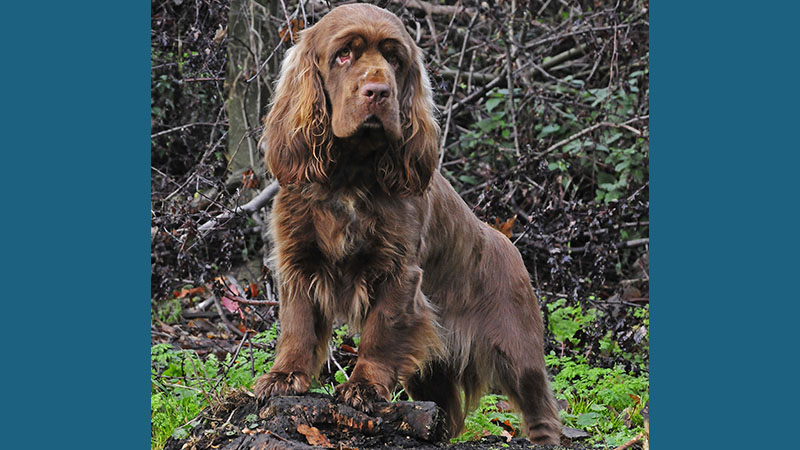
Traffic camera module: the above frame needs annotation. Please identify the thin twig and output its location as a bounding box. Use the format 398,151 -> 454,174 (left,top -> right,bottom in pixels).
450,67 -> 507,115
390,0 -> 476,17
198,180 -> 280,235
212,293 -> 245,337
612,432 -> 644,450
539,115 -> 648,156
232,296 -> 279,306
151,122 -> 224,139
541,41 -> 593,70
504,38 -> 521,156
438,9 -> 478,168
328,345 -> 350,381
213,330 -> 249,391
425,13 -> 441,64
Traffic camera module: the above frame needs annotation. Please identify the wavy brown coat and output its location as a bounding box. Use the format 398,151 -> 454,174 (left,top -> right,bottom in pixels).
254,4 -> 561,444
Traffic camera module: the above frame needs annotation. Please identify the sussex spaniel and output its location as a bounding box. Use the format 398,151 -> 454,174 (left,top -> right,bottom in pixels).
254,4 -> 560,444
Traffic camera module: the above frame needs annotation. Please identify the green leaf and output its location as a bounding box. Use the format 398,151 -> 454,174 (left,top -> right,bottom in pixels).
485,97 -> 503,112
537,124 -> 560,138
576,412 -> 600,427
605,132 -> 623,145
171,428 -> 189,440
599,183 -> 618,191
597,172 -> 616,185
459,175 -> 479,185
563,140 -> 582,154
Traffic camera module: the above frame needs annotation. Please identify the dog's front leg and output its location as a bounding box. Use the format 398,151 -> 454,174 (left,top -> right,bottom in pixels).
254,278 -> 332,400
336,267 -> 440,412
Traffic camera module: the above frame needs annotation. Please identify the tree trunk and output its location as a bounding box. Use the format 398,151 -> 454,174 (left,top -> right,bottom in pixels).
225,0 -> 277,183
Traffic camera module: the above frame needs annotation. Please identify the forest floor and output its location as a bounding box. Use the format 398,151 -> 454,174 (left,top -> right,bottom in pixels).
160,389 -> 600,450
152,287 -> 647,450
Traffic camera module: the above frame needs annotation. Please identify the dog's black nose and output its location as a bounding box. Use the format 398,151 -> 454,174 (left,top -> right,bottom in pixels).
360,82 -> 390,103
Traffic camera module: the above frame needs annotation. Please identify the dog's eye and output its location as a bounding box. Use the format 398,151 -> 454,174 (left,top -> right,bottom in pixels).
386,54 -> 400,69
336,48 -> 352,65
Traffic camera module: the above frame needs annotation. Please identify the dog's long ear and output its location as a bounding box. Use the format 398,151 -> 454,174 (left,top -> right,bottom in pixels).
380,43 -> 440,195
260,28 -> 333,185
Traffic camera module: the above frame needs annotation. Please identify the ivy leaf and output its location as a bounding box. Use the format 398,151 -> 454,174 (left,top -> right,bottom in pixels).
459,175 -> 478,185
485,96 -> 503,112
537,124 -> 560,138
576,412 -> 600,427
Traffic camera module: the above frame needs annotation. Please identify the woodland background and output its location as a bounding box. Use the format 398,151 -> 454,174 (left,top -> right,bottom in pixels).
150,0 -> 649,448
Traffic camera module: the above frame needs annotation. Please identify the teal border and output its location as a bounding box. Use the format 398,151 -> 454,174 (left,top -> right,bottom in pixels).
652,1 -> 799,448
2,2 -> 150,448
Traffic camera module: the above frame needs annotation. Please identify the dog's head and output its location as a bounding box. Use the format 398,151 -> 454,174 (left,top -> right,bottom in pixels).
261,4 -> 439,195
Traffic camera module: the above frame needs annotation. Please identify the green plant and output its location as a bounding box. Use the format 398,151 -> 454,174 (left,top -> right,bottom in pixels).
546,298 -> 597,345
153,297 -> 182,324
451,394 -> 521,443
309,366 -> 349,396
150,325 -> 277,449
546,354 -> 648,446
455,88 -> 522,177
151,383 -> 203,448
540,68 -> 649,204
460,89 -> 515,149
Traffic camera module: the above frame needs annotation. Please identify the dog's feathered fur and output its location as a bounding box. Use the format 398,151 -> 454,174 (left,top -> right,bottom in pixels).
254,4 -> 561,444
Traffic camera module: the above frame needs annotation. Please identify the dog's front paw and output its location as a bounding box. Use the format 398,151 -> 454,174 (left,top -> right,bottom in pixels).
335,380 -> 390,413
253,371 -> 311,400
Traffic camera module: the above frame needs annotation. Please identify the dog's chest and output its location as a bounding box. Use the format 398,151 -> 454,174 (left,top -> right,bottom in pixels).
313,192 -> 377,263
305,191 -> 401,324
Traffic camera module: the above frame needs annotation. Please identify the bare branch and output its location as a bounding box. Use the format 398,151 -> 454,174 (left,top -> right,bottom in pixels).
198,180 -> 280,235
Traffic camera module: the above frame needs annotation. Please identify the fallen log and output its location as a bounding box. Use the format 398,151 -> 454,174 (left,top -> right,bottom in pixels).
163,390 -> 594,449
163,390 -> 445,450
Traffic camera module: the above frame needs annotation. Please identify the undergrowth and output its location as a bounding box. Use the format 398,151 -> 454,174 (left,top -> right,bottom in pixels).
450,300 -> 649,446
150,325 -> 277,449
151,301 -> 649,449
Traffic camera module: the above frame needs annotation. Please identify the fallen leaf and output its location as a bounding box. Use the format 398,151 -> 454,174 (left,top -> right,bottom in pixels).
213,24 -> 226,44
247,283 -> 259,297
221,295 -> 240,313
495,399 -> 512,412
501,429 -> 513,442
241,169 -> 259,189
296,424 -> 332,448
173,286 -> 205,299
490,215 -> 517,239
340,344 -> 358,354
561,426 -> 591,439
491,417 -> 516,436
279,18 -> 305,43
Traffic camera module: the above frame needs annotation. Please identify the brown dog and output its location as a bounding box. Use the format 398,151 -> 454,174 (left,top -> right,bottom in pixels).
254,4 -> 561,444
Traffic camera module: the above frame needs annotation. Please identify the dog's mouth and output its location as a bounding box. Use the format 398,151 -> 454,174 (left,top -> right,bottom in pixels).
360,114 -> 384,129
333,108 -> 401,144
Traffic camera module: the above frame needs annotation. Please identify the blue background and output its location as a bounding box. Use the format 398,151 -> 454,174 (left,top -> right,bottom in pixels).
1,1 -> 798,448
1,2 -> 150,449
650,1 -> 800,448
